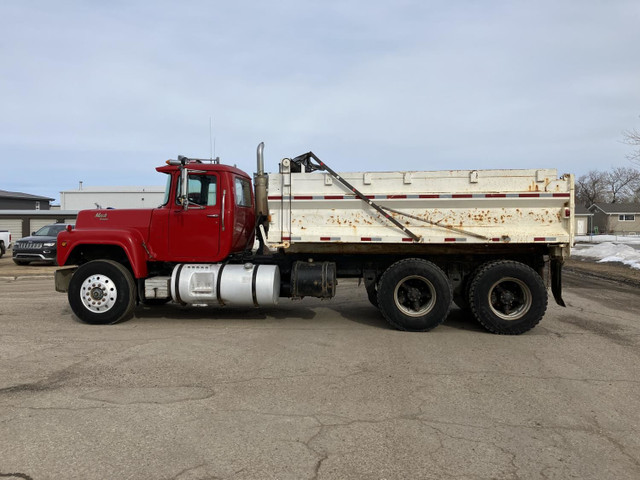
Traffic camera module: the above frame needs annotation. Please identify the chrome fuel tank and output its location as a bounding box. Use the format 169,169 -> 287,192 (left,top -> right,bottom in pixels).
171,263 -> 280,306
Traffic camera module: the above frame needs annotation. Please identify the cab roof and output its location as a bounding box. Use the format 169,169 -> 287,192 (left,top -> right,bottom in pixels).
156,162 -> 251,178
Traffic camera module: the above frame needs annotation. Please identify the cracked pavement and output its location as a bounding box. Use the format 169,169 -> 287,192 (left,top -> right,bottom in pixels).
0,272 -> 639,479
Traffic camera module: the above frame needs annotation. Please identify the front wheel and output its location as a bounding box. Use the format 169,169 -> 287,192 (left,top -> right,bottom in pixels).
377,259 -> 452,332
68,260 -> 137,325
468,260 -> 547,335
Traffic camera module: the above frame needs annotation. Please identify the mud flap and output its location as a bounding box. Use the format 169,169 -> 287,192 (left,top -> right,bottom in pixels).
551,259 -> 565,307
55,267 -> 77,293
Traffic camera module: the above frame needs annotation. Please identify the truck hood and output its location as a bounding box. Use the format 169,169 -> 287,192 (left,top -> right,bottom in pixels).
75,209 -> 154,235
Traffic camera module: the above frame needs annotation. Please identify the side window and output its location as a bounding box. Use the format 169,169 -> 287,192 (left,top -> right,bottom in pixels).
234,177 -> 252,207
177,174 -> 217,206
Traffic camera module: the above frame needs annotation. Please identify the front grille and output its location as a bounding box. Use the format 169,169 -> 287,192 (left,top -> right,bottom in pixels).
16,242 -> 43,249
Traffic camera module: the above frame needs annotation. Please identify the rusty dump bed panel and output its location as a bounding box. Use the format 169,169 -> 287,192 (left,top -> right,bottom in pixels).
265,164 -> 574,252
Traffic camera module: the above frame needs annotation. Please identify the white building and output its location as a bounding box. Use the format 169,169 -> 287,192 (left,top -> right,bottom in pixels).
60,185 -> 165,210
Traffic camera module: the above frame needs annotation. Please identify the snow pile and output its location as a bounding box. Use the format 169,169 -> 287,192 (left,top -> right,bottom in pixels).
572,242 -> 640,270
575,235 -> 640,244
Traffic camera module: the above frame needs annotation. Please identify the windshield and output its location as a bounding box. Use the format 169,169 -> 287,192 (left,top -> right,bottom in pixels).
34,225 -> 69,236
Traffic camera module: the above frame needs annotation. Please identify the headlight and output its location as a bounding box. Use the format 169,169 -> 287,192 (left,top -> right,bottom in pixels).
43,242 -> 56,247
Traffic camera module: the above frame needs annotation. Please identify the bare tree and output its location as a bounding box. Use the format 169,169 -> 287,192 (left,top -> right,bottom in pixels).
576,168 -> 640,205
576,170 -> 607,207
603,167 -> 640,203
622,127 -> 640,164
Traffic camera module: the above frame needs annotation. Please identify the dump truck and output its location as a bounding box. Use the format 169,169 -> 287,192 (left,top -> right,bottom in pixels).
55,143 -> 574,334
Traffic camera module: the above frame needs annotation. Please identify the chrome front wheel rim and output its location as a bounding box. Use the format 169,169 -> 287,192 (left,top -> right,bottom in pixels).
80,274 -> 118,313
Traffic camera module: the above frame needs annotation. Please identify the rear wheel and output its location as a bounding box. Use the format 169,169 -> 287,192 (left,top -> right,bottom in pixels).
453,264 -> 483,312
0,241 -> 5,257
453,274 -> 472,311
365,282 -> 378,308
377,259 -> 452,332
468,260 -> 547,335
68,260 -> 137,325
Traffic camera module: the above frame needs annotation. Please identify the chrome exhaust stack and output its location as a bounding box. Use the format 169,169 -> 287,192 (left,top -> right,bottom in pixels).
254,142 -> 269,228
257,142 -> 265,177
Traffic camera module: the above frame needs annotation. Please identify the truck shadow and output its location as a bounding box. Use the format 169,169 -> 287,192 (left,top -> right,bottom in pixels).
443,308 -> 485,332
132,302 -> 483,332
133,302 -> 318,323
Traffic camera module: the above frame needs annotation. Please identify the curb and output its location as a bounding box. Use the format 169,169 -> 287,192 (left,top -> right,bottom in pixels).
17,275 -> 55,281
0,274 -> 55,281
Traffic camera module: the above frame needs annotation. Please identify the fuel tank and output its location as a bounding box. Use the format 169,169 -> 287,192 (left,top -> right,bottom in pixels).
171,263 -> 280,306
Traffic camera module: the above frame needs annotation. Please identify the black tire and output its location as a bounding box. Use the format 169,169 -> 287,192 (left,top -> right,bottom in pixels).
377,258 -> 452,332
453,275 -> 471,311
452,293 -> 468,311
0,241 -> 5,258
68,260 -> 137,325
365,282 -> 378,308
13,259 -> 30,266
453,264 -> 483,312
468,260 -> 547,335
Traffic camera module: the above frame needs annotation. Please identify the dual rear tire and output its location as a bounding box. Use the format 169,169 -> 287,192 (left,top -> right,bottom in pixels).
374,258 -> 547,335
376,259 -> 452,332
467,260 -> 547,335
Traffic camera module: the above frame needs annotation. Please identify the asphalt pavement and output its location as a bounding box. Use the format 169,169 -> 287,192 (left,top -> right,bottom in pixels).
1,260 -> 639,480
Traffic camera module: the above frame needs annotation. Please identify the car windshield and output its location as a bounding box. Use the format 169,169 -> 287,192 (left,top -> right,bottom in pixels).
34,225 -> 68,236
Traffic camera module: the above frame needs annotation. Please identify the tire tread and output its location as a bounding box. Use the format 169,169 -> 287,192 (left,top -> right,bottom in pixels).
377,258 -> 452,332
469,260 -> 547,335
68,259 -> 137,325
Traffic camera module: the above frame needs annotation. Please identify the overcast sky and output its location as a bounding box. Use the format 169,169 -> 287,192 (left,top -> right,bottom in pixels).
1,0 -> 639,204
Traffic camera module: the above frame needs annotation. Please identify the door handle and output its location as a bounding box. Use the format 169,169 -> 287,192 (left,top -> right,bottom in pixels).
207,214 -> 220,218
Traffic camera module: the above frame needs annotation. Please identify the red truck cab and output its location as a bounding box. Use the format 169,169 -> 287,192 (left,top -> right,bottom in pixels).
57,161 -> 256,278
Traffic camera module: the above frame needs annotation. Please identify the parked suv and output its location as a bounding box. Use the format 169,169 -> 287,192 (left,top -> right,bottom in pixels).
13,223 -> 74,265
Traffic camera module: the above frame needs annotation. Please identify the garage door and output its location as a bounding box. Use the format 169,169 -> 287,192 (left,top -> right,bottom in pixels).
29,218 -> 57,234
0,219 -> 24,243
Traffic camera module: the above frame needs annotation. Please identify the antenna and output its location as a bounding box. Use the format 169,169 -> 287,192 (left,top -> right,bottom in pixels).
208,115 -> 220,164
209,116 -> 213,160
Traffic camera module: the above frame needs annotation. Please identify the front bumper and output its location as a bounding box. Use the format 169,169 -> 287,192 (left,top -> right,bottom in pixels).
13,249 -> 57,263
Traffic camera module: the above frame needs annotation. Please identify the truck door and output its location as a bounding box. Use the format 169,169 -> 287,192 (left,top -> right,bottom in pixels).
169,172 -> 221,261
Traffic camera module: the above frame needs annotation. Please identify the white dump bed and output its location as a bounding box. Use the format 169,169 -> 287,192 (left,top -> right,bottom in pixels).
266,161 -> 574,249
